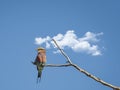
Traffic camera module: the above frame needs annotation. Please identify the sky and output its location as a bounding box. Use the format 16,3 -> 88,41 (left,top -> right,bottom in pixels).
0,0 -> 120,90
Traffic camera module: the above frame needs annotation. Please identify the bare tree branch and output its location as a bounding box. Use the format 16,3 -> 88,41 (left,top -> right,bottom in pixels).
52,39 -> 72,64
45,63 -> 71,67
71,64 -> 120,90
49,39 -> 120,90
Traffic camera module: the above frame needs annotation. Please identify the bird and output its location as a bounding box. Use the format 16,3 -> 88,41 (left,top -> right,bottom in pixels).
32,47 -> 46,83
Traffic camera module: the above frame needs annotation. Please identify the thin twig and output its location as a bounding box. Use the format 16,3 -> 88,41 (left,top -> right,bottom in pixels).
45,64 -> 71,67
51,39 -> 120,90
52,39 -> 72,64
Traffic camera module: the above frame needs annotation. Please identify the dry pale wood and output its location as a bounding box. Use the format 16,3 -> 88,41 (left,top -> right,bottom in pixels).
44,39 -> 120,90
45,63 -> 71,67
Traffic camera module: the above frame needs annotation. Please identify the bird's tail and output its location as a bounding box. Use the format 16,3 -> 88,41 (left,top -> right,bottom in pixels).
36,63 -> 45,83
37,67 -> 43,83
36,71 -> 42,83
38,70 -> 42,79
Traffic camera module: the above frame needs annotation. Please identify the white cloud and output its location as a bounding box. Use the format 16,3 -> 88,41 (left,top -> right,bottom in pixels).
46,42 -> 51,48
79,31 -> 103,42
35,30 -> 103,56
35,36 -> 51,48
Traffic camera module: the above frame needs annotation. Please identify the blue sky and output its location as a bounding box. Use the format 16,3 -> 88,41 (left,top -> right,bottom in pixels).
0,0 -> 120,90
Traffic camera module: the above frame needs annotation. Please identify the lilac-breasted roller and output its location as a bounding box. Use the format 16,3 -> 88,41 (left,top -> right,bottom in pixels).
32,47 -> 46,82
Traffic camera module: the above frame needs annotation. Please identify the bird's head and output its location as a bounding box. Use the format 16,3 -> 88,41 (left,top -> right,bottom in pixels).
37,47 -> 46,53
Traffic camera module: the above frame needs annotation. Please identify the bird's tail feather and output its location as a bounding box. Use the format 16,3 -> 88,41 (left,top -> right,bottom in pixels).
38,71 -> 42,78
37,71 -> 42,83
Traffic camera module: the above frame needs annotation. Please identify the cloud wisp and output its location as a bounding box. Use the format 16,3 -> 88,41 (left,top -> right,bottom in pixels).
35,30 -> 103,56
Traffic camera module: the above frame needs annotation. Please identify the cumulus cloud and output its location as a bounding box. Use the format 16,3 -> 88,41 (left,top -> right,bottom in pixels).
35,36 -> 51,48
35,30 -> 103,56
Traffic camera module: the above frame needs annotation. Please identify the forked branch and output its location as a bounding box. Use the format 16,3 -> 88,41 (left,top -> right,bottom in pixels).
44,39 -> 120,90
